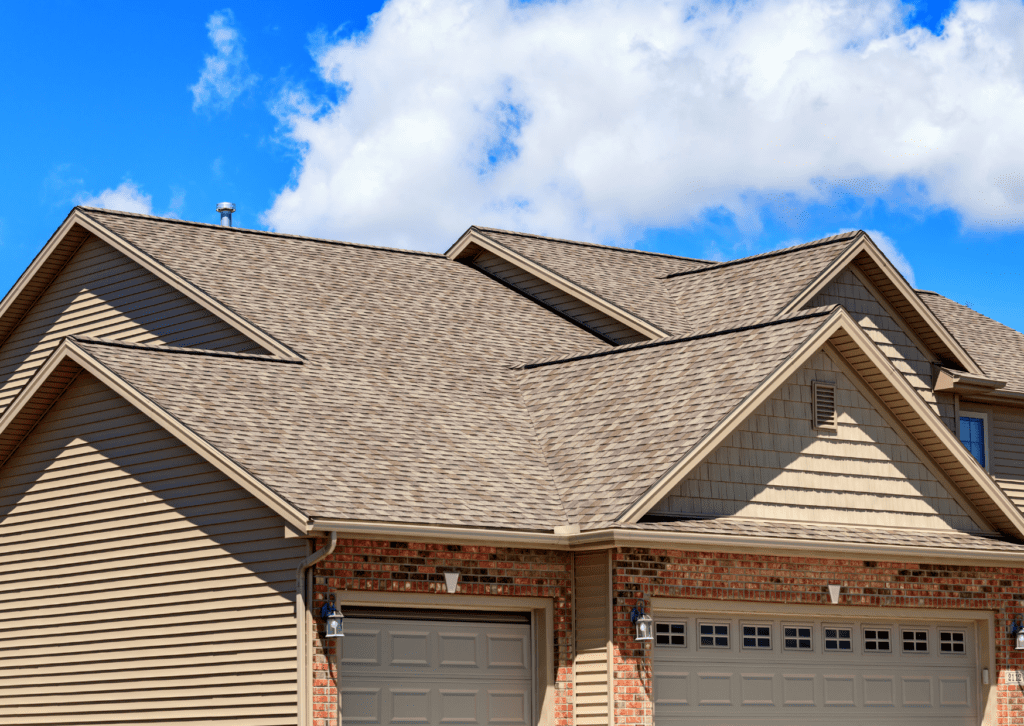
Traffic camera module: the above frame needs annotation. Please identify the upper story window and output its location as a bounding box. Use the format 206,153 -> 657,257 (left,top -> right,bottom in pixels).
959,415 -> 987,468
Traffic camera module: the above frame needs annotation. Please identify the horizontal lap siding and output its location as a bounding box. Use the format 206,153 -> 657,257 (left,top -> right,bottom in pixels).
991,406 -> 1024,513
472,250 -> 648,345
574,551 -> 611,726
0,236 -> 265,417
0,373 -> 306,725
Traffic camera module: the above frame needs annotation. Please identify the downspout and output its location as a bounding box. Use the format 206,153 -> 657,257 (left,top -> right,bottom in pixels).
296,531 -> 337,726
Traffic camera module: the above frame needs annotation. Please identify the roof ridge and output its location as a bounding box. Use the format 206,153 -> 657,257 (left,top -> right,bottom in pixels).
514,307 -> 837,371
472,225 -> 715,264
72,336 -> 304,363
663,232 -> 861,279
77,206 -> 445,258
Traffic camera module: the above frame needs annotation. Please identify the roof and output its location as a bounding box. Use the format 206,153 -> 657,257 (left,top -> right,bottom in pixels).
921,291 -> 1024,395
3,206 -> 1024,550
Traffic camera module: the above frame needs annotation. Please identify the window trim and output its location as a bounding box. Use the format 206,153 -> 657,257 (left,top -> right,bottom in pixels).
958,410 -> 990,472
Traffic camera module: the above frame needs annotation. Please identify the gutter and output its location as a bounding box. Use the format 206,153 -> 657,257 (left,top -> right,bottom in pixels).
308,519 -> 1024,566
296,531 -> 336,726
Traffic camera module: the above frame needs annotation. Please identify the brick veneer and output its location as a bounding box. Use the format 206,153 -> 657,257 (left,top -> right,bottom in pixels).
310,539 -> 574,726
613,547 -> 1024,725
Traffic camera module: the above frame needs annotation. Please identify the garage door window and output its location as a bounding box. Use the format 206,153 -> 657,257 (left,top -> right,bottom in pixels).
783,625 -> 812,650
823,626 -> 852,651
863,628 -> 891,652
742,624 -> 771,649
940,631 -> 966,654
656,622 -> 686,647
699,623 -> 729,648
902,629 -> 929,652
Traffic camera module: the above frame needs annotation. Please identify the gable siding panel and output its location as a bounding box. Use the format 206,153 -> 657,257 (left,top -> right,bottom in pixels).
472,249 -> 648,345
0,236 -> 265,417
650,350 -> 984,532
808,266 -> 954,425
0,373 -> 305,725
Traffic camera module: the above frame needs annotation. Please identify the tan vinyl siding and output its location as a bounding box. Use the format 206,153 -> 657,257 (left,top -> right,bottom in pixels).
574,551 -> 612,726
472,249 -> 648,345
0,372 -> 306,725
988,405 -> 1024,512
651,350 -> 983,532
809,265 -> 938,411
0,235 -> 266,416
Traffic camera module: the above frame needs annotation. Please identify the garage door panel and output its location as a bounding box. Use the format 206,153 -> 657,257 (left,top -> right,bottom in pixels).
341,616 -> 533,726
653,614 -> 977,725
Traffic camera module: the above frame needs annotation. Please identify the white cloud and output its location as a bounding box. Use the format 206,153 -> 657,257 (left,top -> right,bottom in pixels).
263,0 -> 1024,251
76,181 -> 153,215
191,10 -> 258,112
864,229 -> 916,287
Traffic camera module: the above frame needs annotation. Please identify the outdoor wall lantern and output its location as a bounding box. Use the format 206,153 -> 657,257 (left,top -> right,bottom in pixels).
1010,615 -> 1024,651
630,599 -> 653,642
321,595 -> 344,639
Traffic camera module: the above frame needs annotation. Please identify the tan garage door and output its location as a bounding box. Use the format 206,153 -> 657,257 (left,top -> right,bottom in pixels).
340,610 -> 534,725
653,613 -> 978,725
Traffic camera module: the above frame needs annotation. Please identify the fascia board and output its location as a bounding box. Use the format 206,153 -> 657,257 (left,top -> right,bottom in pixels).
0,340 -> 310,532
934,366 -> 1006,393
617,308 -> 848,523
305,519 -> 1024,566
447,228 -> 670,341
73,210 -> 302,362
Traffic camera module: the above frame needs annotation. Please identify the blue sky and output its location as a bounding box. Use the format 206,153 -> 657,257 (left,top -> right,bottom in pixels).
2,0 -> 1023,332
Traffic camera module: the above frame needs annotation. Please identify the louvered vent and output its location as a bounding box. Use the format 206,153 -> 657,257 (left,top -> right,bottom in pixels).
813,381 -> 837,429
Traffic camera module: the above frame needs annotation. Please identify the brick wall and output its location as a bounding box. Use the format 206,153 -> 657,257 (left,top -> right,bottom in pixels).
613,547 -> 1024,725
310,539 -> 574,726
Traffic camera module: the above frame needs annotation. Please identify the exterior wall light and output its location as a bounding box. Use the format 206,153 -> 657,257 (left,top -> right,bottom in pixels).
630,599 -> 653,642
1010,616 -> 1024,651
321,595 -> 344,638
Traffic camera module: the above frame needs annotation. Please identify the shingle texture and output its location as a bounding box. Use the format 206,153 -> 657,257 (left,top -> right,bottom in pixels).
921,291 -> 1024,395
4,207 -> 1022,549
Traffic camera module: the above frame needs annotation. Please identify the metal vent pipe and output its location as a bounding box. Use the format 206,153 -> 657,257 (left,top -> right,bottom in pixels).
217,202 -> 235,227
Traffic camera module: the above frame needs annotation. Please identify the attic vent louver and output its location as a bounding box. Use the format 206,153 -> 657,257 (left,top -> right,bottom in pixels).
813,381 -> 837,430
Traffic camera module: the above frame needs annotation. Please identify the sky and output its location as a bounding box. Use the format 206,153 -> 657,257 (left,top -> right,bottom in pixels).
1,0 -> 1023,332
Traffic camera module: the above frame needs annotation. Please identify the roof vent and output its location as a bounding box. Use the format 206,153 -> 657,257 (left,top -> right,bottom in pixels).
217,202 -> 236,227
813,381 -> 837,430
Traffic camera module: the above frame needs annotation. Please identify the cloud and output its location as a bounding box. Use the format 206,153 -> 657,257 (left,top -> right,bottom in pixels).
76,181 -> 153,215
191,10 -> 258,112
864,229 -> 916,287
263,0 -> 1024,251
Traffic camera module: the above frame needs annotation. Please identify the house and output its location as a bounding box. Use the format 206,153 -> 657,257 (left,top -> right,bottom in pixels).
2,206 -> 1024,726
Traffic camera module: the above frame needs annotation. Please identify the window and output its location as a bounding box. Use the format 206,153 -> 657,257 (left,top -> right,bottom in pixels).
656,622 -> 686,647
784,625 -> 812,651
959,414 -> 987,468
939,631 -> 965,654
902,630 -> 929,653
864,628 -> 891,652
699,623 -> 730,648
813,381 -> 837,429
824,626 -> 852,651
742,624 -> 771,649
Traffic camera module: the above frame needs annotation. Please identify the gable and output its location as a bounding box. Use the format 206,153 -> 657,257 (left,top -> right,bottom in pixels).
0,234 -> 267,417
0,370 -> 306,723
649,349 -> 989,533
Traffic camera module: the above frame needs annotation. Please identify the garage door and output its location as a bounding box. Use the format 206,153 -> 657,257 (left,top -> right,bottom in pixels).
653,613 -> 978,725
340,609 -> 534,725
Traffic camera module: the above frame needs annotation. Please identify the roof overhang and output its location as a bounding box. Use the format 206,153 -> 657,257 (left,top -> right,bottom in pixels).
934,366 -> 1007,395
0,208 -> 301,361
0,338 -> 310,532
616,307 -> 1024,539
305,518 -> 1024,566
446,227 -> 670,341
776,232 -> 982,374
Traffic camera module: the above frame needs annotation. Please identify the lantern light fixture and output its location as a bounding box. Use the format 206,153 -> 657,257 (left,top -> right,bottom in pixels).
630,599 -> 653,642
321,595 -> 344,639
1010,615 -> 1024,651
